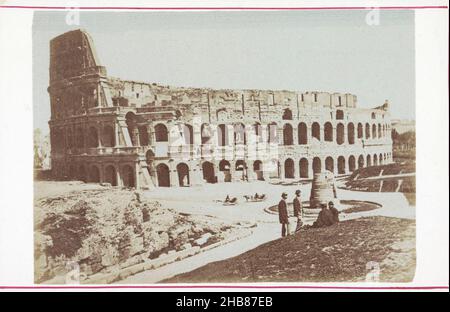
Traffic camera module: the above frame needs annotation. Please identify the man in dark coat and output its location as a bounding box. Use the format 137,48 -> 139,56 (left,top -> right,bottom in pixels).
293,190 -> 303,232
278,192 -> 290,237
312,203 -> 335,228
328,201 -> 340,223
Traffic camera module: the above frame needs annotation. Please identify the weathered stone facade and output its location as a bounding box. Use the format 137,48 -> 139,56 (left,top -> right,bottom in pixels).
48,29 -> 393,189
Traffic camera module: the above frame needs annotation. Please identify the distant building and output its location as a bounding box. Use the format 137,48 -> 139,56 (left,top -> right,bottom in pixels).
391,119 -> 415,135
48,29 -> 393,188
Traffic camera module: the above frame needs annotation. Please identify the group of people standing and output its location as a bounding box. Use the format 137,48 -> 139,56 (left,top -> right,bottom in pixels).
277,190 -> 340,237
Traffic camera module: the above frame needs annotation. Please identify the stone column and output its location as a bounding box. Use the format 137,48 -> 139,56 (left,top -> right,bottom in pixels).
279,161 -> 285,179
114,122 -> 119,147
135,162 -> 140,189
170,167 -> 179,187
115,164 -> 122,187
147,125 -> 154,146
308,159 -> 314,178
97,124 -> 102,148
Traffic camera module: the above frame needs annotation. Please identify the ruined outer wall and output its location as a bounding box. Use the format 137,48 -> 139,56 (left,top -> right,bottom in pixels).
48,29 -> 393,189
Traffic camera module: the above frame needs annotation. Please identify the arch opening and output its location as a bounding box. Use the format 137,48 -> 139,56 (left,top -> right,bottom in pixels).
298,122 -> 308,145
313,157 -> 321,174
104,165 -> 117,186
337,156 -> 346,174
312,122 -> 320,141
299,158 -> 309,178
325,156 -> 334,173
284,158 -> 295,179
283,124 -> 293,146
177,163 -> 190,187
156,163 -> 170,187
202,162 -> 216,183
324,122 -> 333,142
336,123 -> 345,145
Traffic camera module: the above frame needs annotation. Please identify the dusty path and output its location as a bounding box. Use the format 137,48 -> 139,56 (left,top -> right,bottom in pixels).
116,181 -> 415,284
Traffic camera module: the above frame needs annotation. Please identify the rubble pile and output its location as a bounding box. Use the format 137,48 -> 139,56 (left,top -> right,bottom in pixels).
34,189 -> 236,283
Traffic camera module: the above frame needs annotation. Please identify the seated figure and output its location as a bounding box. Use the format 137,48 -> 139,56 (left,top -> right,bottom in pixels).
312,203 -> 335,228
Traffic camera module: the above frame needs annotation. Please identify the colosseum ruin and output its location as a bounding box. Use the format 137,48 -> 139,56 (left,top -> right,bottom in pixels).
48,29 -> 393,189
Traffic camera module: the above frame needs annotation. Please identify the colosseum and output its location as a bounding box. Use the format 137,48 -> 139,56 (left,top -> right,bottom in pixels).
48,29 -> 393,189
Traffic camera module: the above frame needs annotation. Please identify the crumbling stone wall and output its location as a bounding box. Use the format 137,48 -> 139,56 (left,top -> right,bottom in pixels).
48,29 -> 393,189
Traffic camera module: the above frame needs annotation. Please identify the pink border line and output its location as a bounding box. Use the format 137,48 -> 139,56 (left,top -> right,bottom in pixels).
0,5 -> 448,10
0,3 -> 447,292
1,285 -> 449,290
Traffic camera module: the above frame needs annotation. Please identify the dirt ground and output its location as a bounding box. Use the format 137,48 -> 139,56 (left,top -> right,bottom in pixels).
34,182 -> 242,283
164,216 -> 416,283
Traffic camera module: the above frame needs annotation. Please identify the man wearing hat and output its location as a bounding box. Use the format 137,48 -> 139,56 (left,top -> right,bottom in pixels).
293,190 -> 303,232
278,192 -> 290,237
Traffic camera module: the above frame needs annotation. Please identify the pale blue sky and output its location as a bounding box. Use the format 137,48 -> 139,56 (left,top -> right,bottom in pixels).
33,10 -> 415,133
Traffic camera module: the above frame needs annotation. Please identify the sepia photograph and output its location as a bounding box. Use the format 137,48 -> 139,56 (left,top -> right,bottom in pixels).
30,9 -> 420,285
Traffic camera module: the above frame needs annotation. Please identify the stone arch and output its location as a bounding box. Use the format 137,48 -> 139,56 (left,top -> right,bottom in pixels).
122,165 -> 135,188
202,161 -> 216,183
313,157 -> 321,174
253,160 -> 264,180
77,164 -> 86,182
219,159 -> 231,182
219,159 -> 231,171
89,165 -> 100,182
372,124 -> 377,139
325,156 -> 334,173
324,122 -> 333,142
348,155 -> 356,172
284,158 -> 295,179
125,112 -> 139,146
216,108 -> 227,121
87,127 -> 98,148
373,154 -> 378,166
378,124 -> 382,138
337,156 -> 346,174
138,125 -> 149,146
217,124 -> 228,146
358,155 -> 364,169
283,123 -> 294,146
347,123 -> 355,144
268,122 -> 278,143
177,163 -> 190,187
156,163 -> 170,187
177,123 -> 193,145
312,122 -> 320,141
336,123 -> 345,145
366,154 -> 372,167
102,125 -> 115,147
282,108 -> 293,120
357,123 -> 363,139
299,158 -> 309,178
298,122 -> 308,145
104,165 -> 117,186
235,160 -> 247,181
365,123 -> 371,139
234,123 -> 246,145
379,153 -> 383,165
253,122 -> 263,143
201,123 -> 212,144
154,123 -> 168,142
